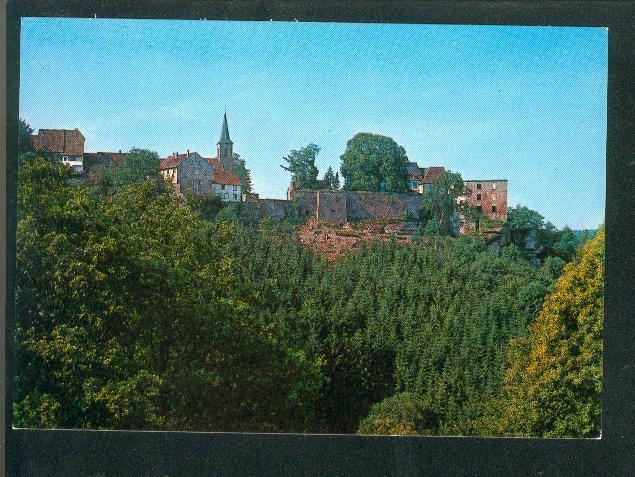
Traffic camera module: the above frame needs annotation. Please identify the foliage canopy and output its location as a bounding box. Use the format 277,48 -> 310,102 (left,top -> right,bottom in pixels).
339,133 -> 409,193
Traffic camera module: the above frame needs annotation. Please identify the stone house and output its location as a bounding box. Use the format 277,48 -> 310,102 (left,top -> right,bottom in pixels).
405,162 -> 446,192
159,113 -> 242,201
461,179 -> 508,222
31,128 -> 85,174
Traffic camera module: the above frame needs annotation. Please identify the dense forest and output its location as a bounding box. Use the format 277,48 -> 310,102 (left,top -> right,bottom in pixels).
13,150 -> 603,437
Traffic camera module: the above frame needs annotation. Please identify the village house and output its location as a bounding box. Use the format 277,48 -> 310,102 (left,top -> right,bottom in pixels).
159,113 -> 242,201
405,163 -> 447,192
31,128 -> 85,174
405,161 -> 508,222
83,150 -> 130,175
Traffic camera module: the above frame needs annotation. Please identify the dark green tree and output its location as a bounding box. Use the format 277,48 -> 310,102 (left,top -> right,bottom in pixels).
506,205 -> 545,229
419,171 -> 466,236
231,152 -> 253,193
281,143 -> 320,189
357,392 -> 441,436
92,148 -> 163,195
18,118 -> 34,155
14,158 -> 322,432
339,133 -> 409,192
322,166 -> 340,190
463,204 -> 485,234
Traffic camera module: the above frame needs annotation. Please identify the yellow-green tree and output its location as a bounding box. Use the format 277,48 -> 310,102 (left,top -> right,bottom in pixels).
482,227 -> 604,437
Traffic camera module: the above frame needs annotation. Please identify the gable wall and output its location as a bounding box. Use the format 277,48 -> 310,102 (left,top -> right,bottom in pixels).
177,153 -> 214,195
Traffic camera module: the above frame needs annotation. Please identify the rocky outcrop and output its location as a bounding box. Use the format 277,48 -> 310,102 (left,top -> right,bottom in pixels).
297,220 -> 417,262
486,227 -> 544,265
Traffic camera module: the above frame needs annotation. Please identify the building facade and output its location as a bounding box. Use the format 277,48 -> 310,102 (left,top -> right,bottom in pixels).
461,179 -> 508,222
31,128 -> 85,174
159,114 -> 242,201
405,162 -> 447,193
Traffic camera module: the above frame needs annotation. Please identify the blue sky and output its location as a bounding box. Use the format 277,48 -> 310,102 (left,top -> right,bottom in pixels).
20,19 -> 607,229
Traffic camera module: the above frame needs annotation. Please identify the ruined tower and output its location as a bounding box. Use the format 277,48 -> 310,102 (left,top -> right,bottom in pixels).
217,111 -> 234,172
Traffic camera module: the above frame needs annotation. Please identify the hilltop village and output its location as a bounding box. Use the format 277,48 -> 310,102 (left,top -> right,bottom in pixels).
30,113 -> 508,238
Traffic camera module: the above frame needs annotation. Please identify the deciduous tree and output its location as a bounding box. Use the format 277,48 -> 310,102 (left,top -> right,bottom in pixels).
231,152 -> 253,193
419,171 -> 466,236
478,227 -> 604,437
281,143 -> 320,189
339,133 -> 409,192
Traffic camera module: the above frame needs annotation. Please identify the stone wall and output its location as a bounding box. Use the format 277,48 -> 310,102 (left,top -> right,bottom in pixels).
316,191 -> 347,224
346,191 -> 421,221
257,198 -> 297,220
463,180 -> 508,222
292,190 -> 319,220
289,190 -> 422,223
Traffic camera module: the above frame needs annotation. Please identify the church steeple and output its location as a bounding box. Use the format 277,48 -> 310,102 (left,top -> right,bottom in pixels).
217,111 -> 234,171
218,111 -> 232,145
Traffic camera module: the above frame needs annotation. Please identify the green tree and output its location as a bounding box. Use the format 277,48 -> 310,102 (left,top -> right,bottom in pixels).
281,143 -> 320,189
419,171 -> 466,236
357,392 -> 441,435
506,205 -> 545,229
92,148 -> 163,195
479,227 -> 604,437
14,158 -> 322,432
339,133 -> 409,192
505,206 -> 588,263
322,166 -> 340,190
231,152 -> 253,193
463,204 -> 484,234
19,118 -> 34,155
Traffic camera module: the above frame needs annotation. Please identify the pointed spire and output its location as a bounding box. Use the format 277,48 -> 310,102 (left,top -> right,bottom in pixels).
218,111 -> 232,145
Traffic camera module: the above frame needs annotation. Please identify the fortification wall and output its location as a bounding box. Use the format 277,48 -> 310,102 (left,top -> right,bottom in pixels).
290,190 -> 319,220
316,191 -> 347,224
345,191 -> 421,221
257,198 -> 297,220
289,189 -> 422,223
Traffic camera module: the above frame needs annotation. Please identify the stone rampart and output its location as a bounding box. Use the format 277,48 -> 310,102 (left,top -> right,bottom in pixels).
288,189 -> 422,223
316,191 -> 347,224
345,191 -> 421,221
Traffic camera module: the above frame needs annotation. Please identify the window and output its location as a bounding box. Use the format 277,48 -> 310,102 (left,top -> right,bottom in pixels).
233,185 -> 238,191
476,193 -> 482,201
233,194 -> 237,200
222,184 -> 226,190
410,181 -> 418,189
491,192 -> 497,201
492,182 -> 497,190
476,183 -> 481,190
224,192 -> 229,198
476,206 -> 482,213
492,205 -> 497,213
424,184 -> 432,192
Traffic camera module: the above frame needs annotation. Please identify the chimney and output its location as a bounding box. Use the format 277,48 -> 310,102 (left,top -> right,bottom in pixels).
119,150 -> 122,154
187,149 -> 190,156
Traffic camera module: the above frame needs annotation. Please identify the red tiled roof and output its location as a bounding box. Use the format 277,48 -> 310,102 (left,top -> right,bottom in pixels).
161,153 -> 242,186
204,156 -> 242,186
85,151 -> 129,166
421,166 -> 446,184
213,168 -> 242,186
32,128 -> 85,156
160,153 -> 189,169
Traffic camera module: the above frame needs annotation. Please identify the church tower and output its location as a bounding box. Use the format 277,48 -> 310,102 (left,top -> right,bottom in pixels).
217,111 -> 234,172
